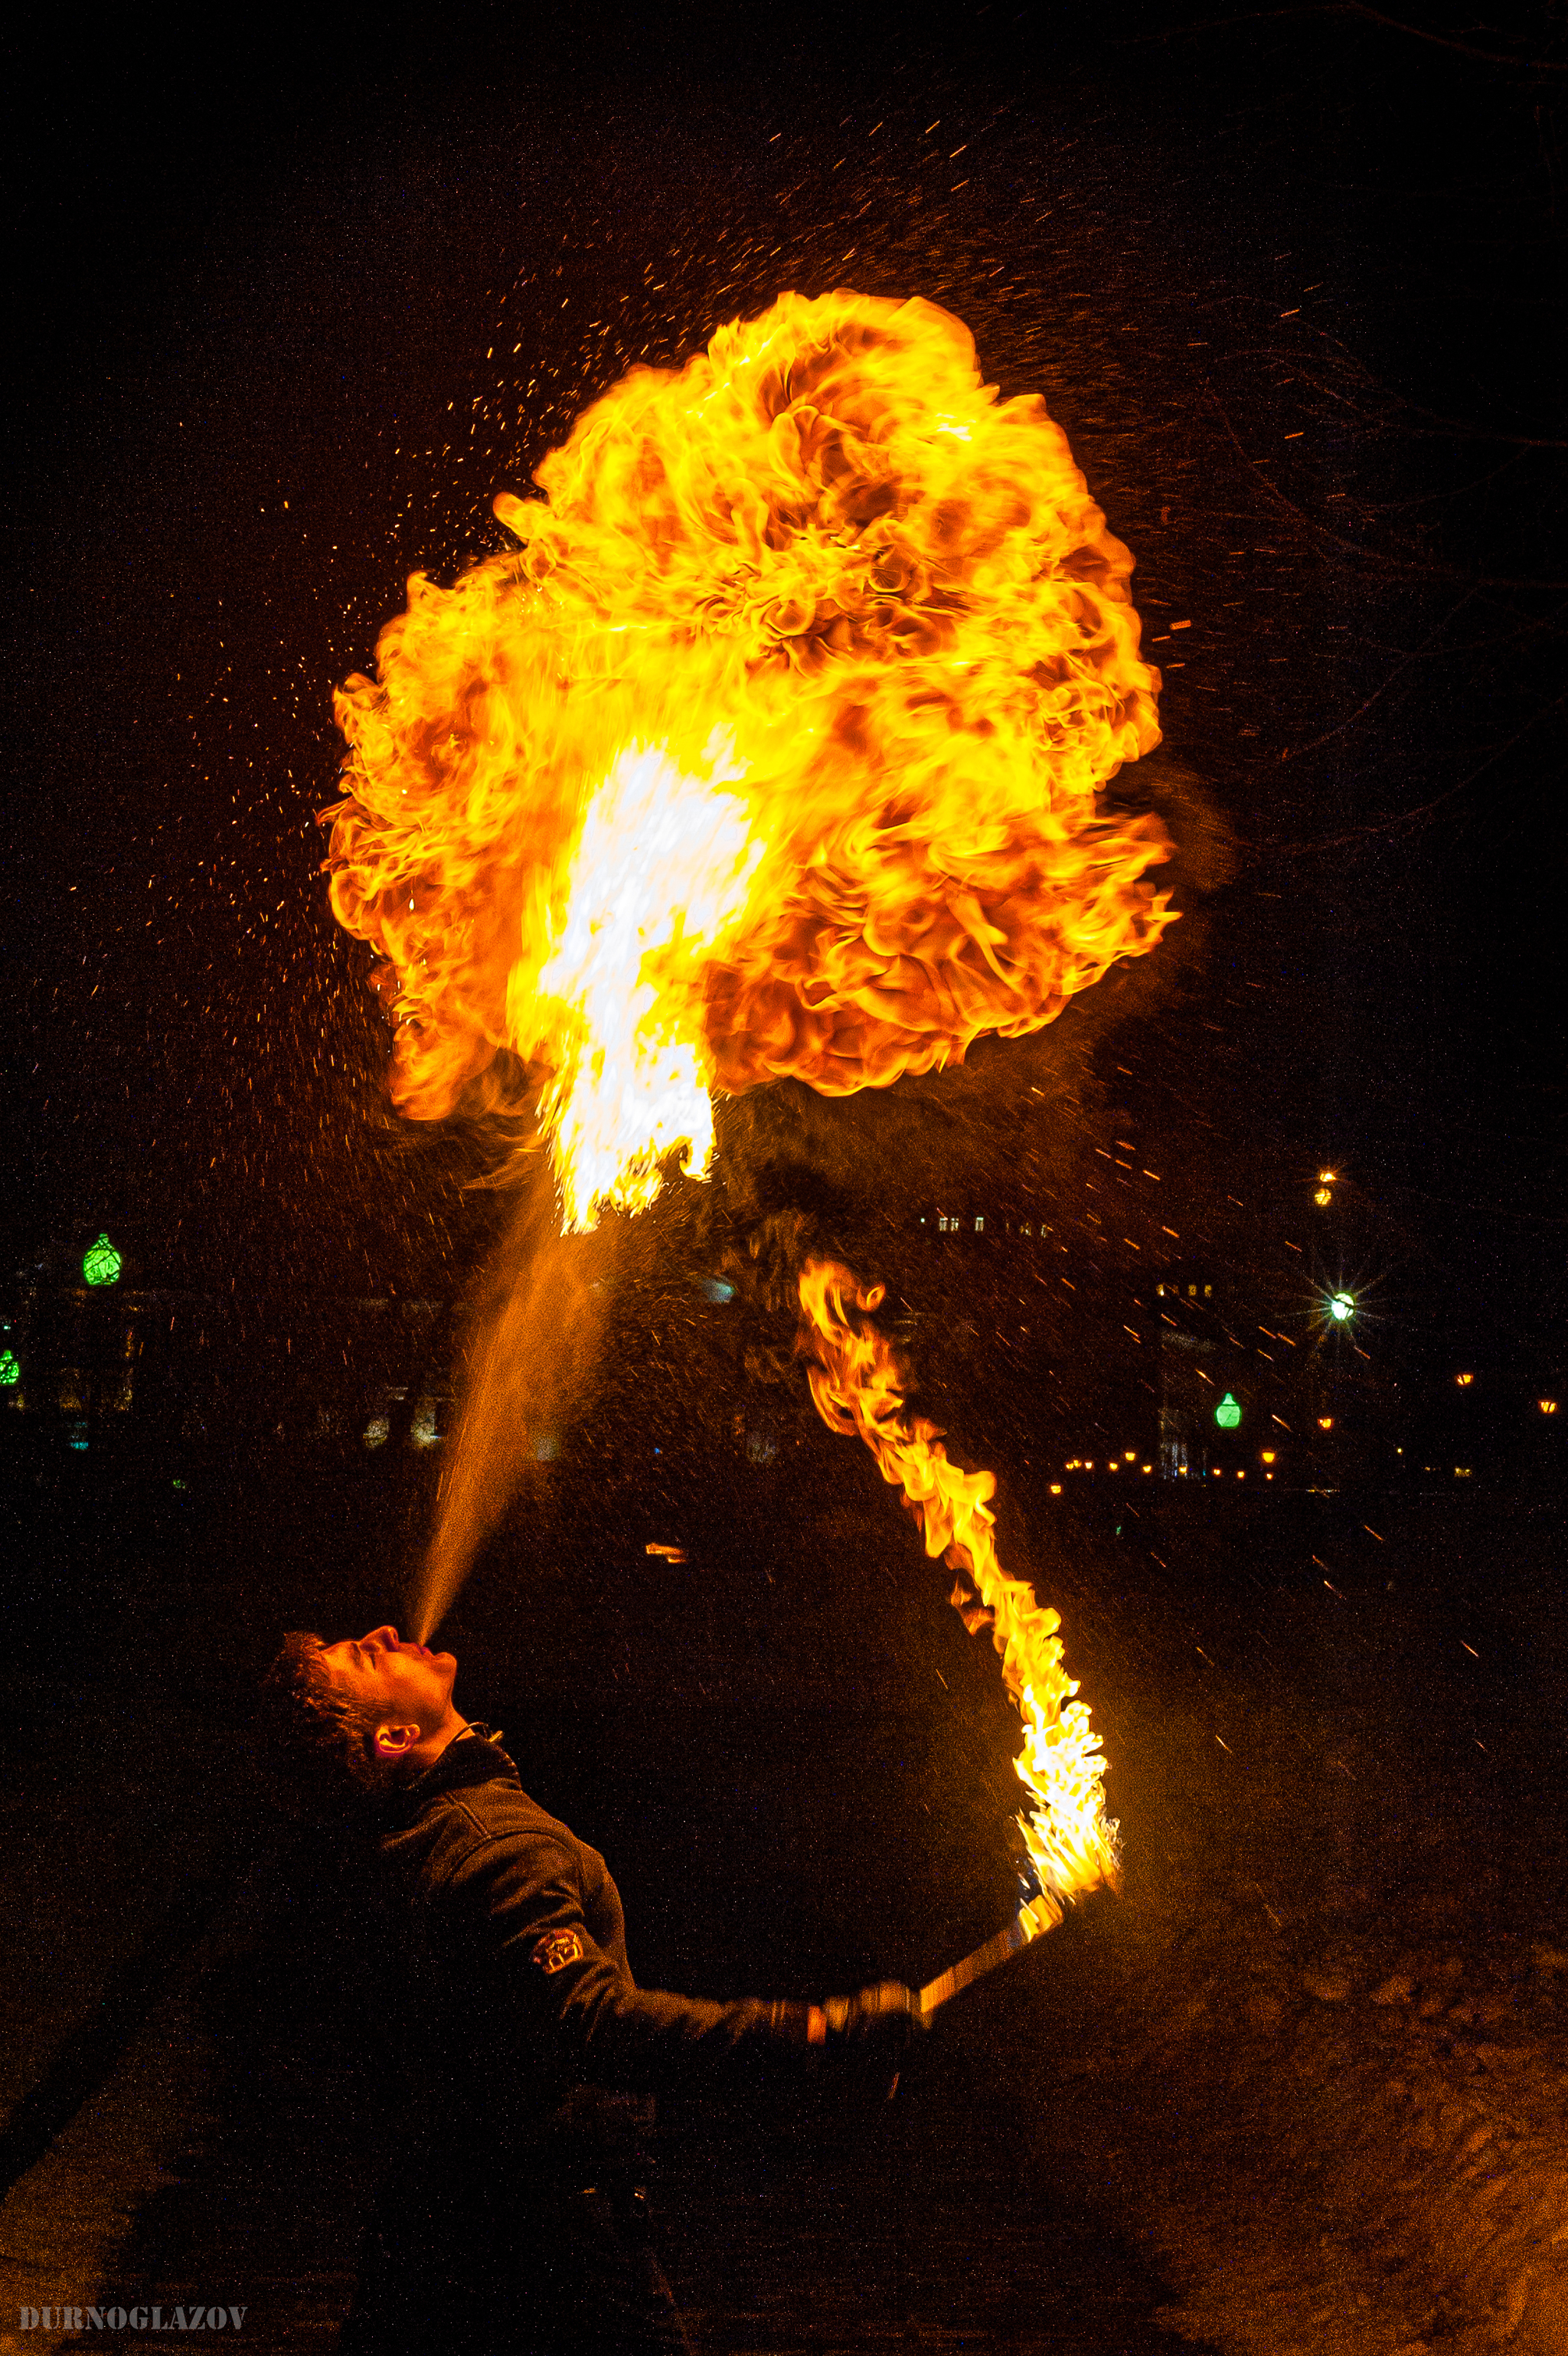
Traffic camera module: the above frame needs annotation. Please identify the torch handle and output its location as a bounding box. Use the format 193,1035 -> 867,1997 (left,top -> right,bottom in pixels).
917,1894 -> 1061,2016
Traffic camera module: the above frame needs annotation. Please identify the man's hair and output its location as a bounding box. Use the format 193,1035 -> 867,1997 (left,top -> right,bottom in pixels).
256,1632 -> 394,1815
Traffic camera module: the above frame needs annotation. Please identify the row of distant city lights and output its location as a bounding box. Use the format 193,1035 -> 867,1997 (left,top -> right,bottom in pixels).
1043,1405 -> 1560,1495
1048,1449 -> 1284,1494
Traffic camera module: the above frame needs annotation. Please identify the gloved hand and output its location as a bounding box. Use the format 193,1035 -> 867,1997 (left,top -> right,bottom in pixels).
819,1981 -> 929,2057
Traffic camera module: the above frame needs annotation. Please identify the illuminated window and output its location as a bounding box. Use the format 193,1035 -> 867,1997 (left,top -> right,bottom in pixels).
1541,1400 -> 1560,1416
1314,1188 -> 1332,1205
1318,1416 -> 1334,1430
1049,1483 -> 1062,1495
1455,1372 -> 1474,1387
974,1216 -> 985,1233
1261,1450 -> 1276,1464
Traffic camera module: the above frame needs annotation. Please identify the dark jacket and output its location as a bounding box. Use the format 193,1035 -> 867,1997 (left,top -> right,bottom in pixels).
355,1730 -> 812,2166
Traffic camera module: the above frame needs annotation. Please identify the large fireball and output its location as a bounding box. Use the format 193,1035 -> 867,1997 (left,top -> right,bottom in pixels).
323,289 -> 1174,1231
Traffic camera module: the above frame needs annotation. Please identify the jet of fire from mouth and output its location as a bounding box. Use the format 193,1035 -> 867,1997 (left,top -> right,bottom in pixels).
322,290 -> 1174,1230
799,1257 -> 1120,1928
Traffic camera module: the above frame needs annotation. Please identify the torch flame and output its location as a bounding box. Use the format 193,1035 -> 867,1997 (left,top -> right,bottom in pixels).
799,1257 -> 1120,1926
323,290 -> 1174,1230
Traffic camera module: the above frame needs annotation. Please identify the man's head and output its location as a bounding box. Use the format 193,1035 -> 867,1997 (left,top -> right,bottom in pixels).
259,1626 -> 466,1812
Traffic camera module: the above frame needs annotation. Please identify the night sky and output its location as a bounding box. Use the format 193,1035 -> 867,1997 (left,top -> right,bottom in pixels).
8,3 -> 1564,1400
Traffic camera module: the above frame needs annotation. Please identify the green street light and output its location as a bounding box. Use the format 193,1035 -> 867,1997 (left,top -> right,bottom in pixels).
1215,1391 -> 1243,1430
1328,1290 -> 1354,1323
82,1233 -> 122,1288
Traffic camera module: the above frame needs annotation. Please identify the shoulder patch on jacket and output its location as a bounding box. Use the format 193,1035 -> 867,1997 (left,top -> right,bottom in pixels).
532,1930 -> 584,1975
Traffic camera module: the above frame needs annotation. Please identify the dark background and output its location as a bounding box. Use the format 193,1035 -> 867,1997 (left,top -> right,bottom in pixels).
7,1 -> 1563,1377
2,20 -> 1566,2345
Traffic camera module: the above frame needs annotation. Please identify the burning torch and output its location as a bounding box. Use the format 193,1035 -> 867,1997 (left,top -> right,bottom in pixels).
918,1890 -> 1066,2017
795,1257 -> 1122,2021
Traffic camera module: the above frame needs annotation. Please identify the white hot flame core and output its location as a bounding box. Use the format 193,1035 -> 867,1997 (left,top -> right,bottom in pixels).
530,739 -> 764,1232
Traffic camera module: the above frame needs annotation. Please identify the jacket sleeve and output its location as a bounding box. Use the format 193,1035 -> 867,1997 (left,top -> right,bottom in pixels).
433,1822 -> 816,2096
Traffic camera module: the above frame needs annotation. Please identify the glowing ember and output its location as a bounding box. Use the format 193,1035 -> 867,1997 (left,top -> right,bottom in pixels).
799,1257 -> 1120,1927
322,290 -> 1174,1230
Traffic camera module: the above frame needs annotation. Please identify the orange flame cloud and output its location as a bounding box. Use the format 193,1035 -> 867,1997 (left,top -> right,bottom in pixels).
323,289 -> 1174,1230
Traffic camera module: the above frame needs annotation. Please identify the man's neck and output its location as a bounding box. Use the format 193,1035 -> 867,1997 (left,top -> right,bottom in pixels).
408,1712 -> 472,1771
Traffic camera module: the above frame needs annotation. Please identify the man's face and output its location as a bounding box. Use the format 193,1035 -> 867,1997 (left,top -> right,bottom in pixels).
318,1625 -> 459,1743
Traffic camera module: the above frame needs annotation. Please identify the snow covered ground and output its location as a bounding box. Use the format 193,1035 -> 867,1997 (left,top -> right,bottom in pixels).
972,1492 -> 1568,2356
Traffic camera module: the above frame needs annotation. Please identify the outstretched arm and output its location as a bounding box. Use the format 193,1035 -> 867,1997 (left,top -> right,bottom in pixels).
438,1825 -> 922,2096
